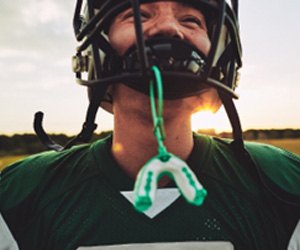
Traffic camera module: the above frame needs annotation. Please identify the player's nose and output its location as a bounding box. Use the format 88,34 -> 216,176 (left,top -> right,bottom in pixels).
144,16 -> 184,40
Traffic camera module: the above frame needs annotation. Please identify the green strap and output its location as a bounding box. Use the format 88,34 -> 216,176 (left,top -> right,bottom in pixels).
150,66 -> 169,160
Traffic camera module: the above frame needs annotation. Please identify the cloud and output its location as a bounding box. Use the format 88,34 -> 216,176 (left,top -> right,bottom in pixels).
21,0 -> 66,26
14,62 -> 37,73
0,0 -> 77,88
0,48 -> 34,58
0,0 -> 75,50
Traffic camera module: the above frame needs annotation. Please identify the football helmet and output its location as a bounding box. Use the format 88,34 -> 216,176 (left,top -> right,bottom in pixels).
35,0 -> 244,151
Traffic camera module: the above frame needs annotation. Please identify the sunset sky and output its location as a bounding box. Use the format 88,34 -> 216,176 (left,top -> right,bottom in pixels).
1,0 -> 300,135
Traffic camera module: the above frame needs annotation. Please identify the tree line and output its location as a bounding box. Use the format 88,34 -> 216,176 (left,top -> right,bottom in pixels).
0,129 -> 299,156
0,131 -> 112,156
201,129 -> 300,140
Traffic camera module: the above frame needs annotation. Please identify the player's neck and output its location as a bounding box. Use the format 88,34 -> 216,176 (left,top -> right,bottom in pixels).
111,112 -> 194,182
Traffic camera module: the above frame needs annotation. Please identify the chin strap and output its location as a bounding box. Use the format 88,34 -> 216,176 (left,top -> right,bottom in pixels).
34,102 -> 98,152
218,91 -> 257,172
218,93 -> 242,144
133,66 -> 207,212
33,85 -> 107,151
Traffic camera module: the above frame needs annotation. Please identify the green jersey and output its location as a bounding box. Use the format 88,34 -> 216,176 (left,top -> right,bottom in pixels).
0,134 -> 299,250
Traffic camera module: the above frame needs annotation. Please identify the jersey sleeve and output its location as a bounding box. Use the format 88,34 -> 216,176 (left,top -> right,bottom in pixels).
245,142 -> 300,205
0,151 -> 61,211
0,139 -> 102,215
0,141 -> 97,213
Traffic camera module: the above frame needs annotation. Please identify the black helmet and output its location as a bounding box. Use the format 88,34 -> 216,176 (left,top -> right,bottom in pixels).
34,0 -> 245,151
73,0 -> 241,97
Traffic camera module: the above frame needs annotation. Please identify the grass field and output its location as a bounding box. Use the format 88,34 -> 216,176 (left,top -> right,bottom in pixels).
0,139 -> 299,171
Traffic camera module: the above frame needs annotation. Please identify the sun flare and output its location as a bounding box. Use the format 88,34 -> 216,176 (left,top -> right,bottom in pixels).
191,108 -> 230,133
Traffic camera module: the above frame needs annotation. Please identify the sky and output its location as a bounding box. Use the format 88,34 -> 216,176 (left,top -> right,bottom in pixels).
0,0 -> 300,135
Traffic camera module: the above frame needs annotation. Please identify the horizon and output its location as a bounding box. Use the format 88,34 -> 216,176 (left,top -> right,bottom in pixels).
1,127 -> 300,137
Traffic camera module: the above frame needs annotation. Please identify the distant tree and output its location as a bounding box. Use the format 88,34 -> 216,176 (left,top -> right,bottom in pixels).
244,130 -> 256,140
282,130 -> 295,139
0,131 -> 112,156
268,130 -> 280,139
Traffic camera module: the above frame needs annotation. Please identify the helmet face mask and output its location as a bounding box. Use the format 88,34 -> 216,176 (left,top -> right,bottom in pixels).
73,0 -> 242,101
103,37 -> 208,99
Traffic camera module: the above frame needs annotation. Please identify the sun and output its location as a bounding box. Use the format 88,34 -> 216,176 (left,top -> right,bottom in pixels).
191,108 -> 230,133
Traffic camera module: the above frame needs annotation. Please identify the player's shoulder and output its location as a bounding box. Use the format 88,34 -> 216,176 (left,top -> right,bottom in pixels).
244,140 -> 300,179
244,141 -> 300,198
211,136 -> 300,204
0,142 -> 90,179
244,140 -> 300,164
0,137 -> 109,210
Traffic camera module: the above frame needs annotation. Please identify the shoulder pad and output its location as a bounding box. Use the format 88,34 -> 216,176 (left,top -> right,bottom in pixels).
0,144 -> 89,211
245,141 -> 300,205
